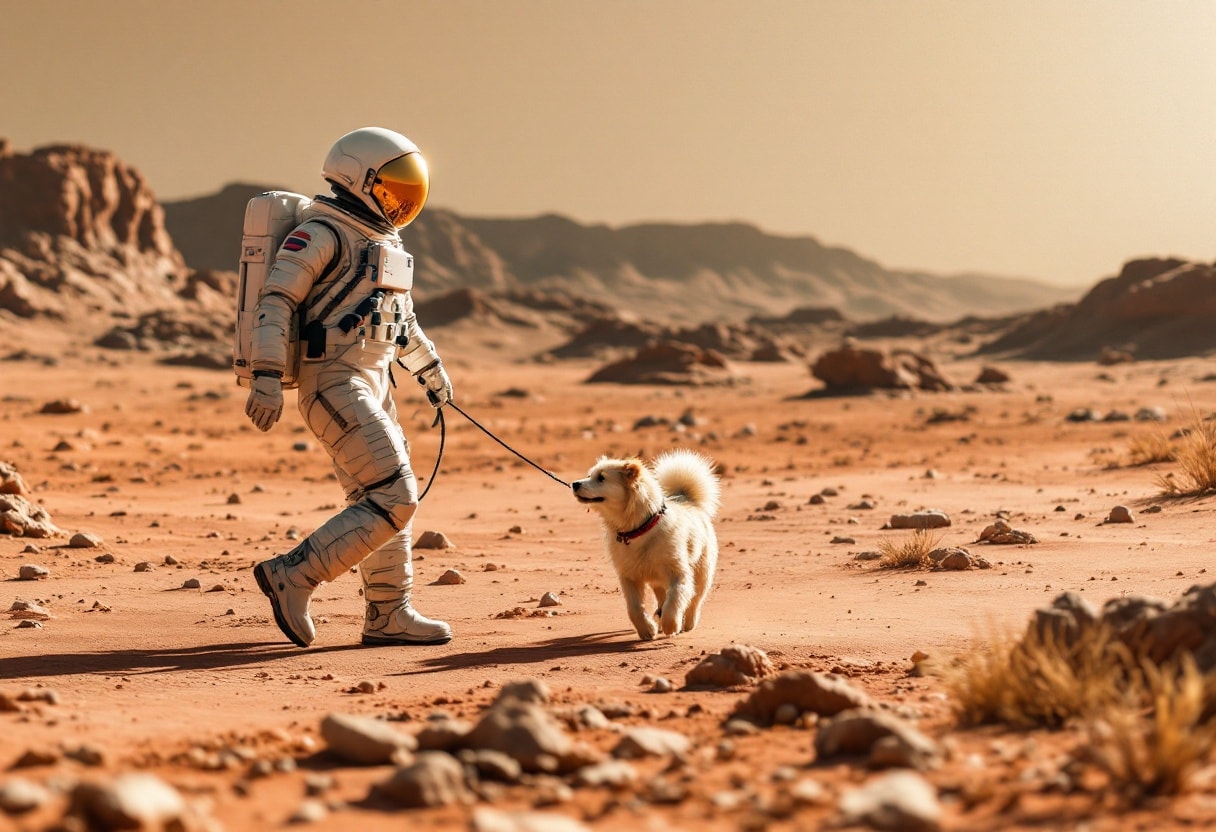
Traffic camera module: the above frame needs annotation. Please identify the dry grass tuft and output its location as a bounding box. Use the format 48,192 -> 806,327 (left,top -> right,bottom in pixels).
944,623 -> 1216,801
1156,409 -> 1216,496
1085,655 -> 1216,800
876,529 -> 939,569
943,623 -> 1131,730
1125,431 -> 1175,467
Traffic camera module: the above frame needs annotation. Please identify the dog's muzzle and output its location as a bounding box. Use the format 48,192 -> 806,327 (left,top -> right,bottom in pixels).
572,481 -> 604,503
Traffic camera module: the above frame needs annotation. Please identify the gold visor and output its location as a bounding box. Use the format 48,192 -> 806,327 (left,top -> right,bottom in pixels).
371,152 -> 430,228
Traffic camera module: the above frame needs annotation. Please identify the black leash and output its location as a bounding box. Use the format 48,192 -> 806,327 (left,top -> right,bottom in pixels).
417,403 -> 445,502
418,399 -> 570,499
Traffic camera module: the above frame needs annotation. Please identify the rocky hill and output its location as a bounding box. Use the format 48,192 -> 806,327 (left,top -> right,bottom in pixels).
162,183 -> 1077,325
0,141 -> 232,343
977,257 -> 1216,361
10,139 -> 1215,366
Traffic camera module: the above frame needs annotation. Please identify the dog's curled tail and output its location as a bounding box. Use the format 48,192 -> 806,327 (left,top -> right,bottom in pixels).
654,449 -> 721,518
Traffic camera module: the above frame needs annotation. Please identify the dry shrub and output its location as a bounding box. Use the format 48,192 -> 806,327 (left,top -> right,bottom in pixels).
1085,655 -> 1216,800
876,529 -> 939,569
945,623 -> 1216,800
1156,409 -> 1216,495
944,622 -> 1130,730
1125,431 -> 1175,467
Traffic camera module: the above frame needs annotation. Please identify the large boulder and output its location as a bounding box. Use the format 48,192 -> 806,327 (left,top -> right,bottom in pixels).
810,344 -> 952,392
587,340 -> 738,386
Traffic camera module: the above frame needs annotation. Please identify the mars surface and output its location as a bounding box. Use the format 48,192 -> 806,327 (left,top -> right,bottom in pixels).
4,315 -> 1216,831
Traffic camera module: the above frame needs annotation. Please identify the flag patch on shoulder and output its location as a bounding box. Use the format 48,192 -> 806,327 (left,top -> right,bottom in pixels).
282,231 -> 311,252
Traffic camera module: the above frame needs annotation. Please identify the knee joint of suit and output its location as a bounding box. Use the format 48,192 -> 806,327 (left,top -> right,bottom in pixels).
365,475 -> 417,531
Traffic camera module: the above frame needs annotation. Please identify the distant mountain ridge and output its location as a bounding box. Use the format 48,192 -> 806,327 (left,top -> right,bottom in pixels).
162,183 -> 1078,324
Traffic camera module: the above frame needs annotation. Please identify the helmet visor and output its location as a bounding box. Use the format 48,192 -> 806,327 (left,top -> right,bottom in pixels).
371,152 -> 429,228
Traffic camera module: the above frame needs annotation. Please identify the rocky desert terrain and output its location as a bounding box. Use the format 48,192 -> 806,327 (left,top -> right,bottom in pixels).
4,140 -> 1216,831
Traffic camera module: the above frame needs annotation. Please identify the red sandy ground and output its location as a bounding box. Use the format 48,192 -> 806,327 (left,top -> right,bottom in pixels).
3,322 -> 1216,830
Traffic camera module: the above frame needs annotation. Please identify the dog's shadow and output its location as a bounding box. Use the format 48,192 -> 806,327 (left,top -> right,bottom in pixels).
389,629 -> 666,676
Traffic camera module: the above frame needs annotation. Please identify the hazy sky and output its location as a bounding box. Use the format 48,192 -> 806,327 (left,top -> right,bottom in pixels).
4,0 -> 1214,285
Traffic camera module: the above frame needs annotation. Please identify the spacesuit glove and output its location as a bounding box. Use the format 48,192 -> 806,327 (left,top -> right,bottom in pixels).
245,372 -> 284,432
416,361 -> 453,408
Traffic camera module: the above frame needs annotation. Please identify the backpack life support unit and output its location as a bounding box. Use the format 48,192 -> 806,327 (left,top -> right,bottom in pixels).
233,191 -> 415,390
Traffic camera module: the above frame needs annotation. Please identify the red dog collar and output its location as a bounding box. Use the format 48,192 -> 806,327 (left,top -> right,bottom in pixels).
616,503 -> 667,545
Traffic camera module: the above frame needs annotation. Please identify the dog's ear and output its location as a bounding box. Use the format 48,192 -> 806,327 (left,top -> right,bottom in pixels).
621,460 -> 644,482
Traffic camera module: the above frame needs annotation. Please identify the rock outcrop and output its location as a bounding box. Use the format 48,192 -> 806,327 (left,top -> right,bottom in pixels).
0,142 -> 187,322
980,257 -> 1216,360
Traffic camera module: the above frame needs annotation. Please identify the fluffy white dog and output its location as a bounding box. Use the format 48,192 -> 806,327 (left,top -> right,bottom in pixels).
572,449 -> 720,640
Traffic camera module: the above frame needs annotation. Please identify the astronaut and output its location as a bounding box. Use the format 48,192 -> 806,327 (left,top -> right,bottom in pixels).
245,127 -> 453,648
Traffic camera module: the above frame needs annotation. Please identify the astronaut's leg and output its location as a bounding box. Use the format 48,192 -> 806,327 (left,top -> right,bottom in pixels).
254,358 -> 429,647
355,390 -> 450,645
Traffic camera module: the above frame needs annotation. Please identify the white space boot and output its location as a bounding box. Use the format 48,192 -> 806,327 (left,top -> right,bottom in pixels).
362,599 -> 453,646
254,499 -> 399,648
253,543 -> 321,648
360,529 -> 452,646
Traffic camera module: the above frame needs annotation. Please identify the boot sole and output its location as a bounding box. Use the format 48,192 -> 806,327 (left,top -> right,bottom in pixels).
253,561 -> 311,649
360,632 -> 453,647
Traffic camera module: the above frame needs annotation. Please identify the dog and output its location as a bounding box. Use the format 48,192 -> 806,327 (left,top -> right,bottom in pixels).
572,449 -> 720,641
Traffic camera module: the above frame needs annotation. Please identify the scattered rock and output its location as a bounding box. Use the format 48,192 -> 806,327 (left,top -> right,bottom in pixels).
538,592 -> 561,608
839,770 -> 942,832
375,751 -> 473,808
927,547 -> 990,570
0,461 -> 29,496
416,530 -> 454,549
17,564 -> 49,580
814,709 -> 941,770
0,777 -> 50,814
415,718 -> 474,751
321,712 -> 417,765
975,365 -> 1011,385
0,493 -> 62,537
8,600 -> 52,620
731,670 -> 874,725
471,807 -> 593,832
11,748 -> 60,768
887,510 -> 951,530
611,727 -> 691,759
181,578 -> 202,589
40,399 -> 87,414
464,696 -> 590,774
67,774 -> 189,830
435,569 -> 466,585
134,561 -> 154,572
685,644 -> 776,688
68,531 -> 103,549
287,799 -> 328,824
572,759 -> 639,789
977,519 -> 1038,545
1106,505 -> 1135,524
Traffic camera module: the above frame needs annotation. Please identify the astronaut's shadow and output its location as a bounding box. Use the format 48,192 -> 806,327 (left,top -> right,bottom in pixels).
0,641 -> 364,682
391,630 -> 666,676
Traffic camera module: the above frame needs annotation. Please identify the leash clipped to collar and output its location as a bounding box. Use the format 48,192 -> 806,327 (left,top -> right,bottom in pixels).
616,503 -> 667,545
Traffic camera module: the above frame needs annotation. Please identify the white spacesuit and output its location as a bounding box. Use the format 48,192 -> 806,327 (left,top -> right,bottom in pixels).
246,127 -> 454,648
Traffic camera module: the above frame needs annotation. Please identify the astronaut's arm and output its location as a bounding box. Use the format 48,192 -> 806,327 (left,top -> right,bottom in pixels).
396,313 -> 442,374
249,222 -> 340,374
397,310 -> 453,406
